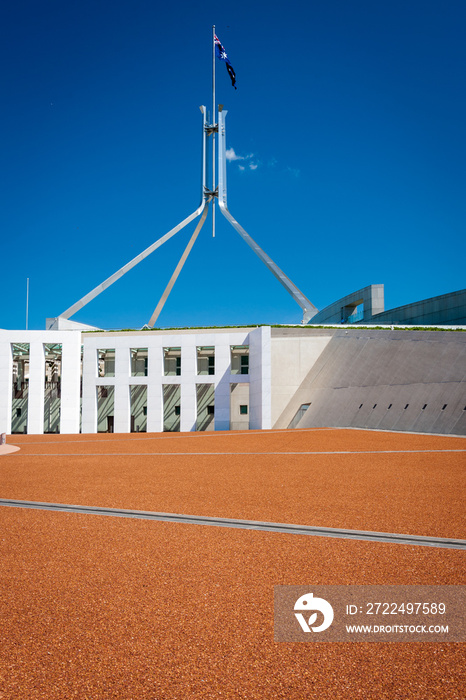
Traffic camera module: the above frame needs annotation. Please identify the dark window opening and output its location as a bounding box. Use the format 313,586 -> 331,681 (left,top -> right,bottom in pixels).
240,405 -> 248,415
207,405 -> 215,415
174,405 -> 181,416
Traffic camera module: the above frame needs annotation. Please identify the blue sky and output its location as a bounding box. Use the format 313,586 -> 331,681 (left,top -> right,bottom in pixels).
1,0 -> 465,330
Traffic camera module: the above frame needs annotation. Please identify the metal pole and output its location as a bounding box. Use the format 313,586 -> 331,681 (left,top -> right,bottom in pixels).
217,110 -> 319,323
212,24 -> 216,238
26,277 -> 29,330
147,205 -> 210,327
57,106 -> 209,322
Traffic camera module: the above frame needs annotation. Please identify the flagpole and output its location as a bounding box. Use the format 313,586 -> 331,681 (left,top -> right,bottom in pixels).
26,277 -> 29,330
212,24 -> 216,238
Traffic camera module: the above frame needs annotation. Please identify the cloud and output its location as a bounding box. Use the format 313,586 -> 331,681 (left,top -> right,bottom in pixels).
227,146 -> 297,176
226,148 -> 244,162
226,147 -> 256,164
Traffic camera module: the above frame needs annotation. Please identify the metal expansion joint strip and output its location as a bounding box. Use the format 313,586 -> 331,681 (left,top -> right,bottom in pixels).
0,499 -> 464,550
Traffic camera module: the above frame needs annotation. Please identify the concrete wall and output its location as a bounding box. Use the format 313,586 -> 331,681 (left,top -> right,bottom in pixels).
274,328 -> 466,435
2,325 -> 464,437
310,285 -> 385,324
230,383 -> 250,430
310,286 -> 466,326
368,289 -> 466,326
271,329 -> 332,426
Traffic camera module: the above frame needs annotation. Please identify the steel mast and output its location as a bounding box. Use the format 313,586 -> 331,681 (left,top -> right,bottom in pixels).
49,30 -> 317,329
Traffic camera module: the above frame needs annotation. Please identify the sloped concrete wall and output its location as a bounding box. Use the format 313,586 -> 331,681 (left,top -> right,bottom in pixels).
274,329 -> 466,435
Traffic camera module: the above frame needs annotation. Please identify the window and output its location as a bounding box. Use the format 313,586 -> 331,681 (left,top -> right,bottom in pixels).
196,384 -> 215,431
130,385 -> 147,433
163,385 -> 180,432
288,403 -> 310,429
131,348 -> 148,377
98,349 -> 115,378
231,346 -> 249,375
44,343 -> 62,433
197,347 -> 215,375
239,405 -> 248,415
164,348 -> 181,376
97,386 -> 114,433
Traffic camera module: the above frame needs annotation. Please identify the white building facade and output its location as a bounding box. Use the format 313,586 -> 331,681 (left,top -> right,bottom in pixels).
0,327 -> 272,435
2,325 -> 464,437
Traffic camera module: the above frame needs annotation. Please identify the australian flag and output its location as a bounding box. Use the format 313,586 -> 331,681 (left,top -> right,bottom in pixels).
214,34 -> 237,89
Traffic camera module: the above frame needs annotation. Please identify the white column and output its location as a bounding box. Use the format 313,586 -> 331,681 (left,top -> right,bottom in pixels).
114,347 -> 130,433
28,341 -> 45,434
249,326 -> 272,430
180,344 -> 196,432
147,345 -> 163,432
214,341 -> 231,431
60,336 -> 81,434
81,344 -> 98,433
0,339 -> 12,435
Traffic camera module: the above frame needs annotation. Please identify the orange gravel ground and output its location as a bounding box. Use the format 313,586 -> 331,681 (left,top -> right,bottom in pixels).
2,428 -> 465,538
0,428 -> 465,699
